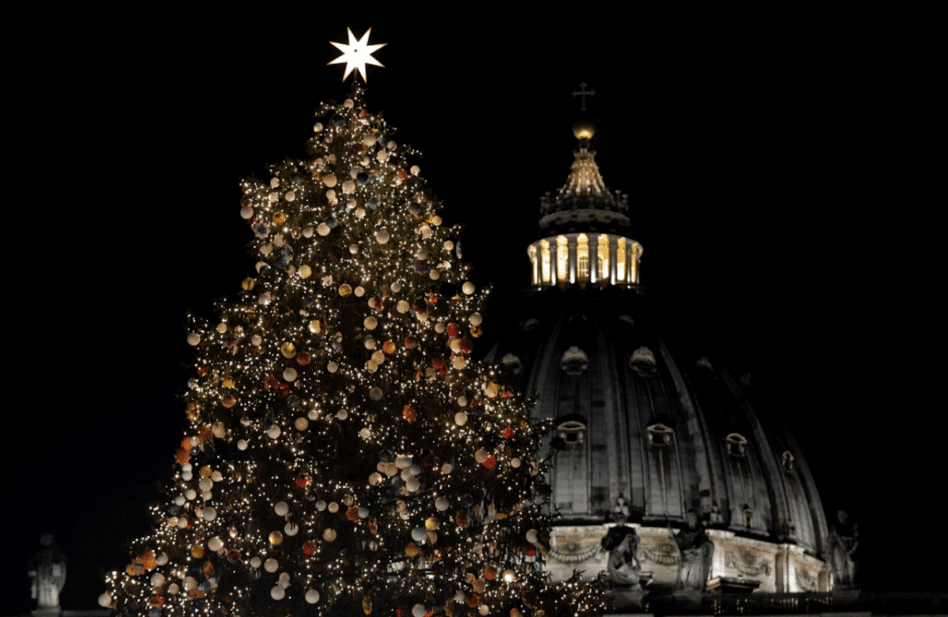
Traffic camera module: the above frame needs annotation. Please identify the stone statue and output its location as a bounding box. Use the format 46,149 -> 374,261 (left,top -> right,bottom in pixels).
601,525 -> 642,589
28,533 -> 67,612
828,510 -> 859,587
668,511 -> 714,591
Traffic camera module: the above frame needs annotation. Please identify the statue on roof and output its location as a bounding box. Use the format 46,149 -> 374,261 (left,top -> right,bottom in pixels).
669,510 -> 715,591
28,533 -> 67,611
601,525 -> 642,590
828,510 -> 859,587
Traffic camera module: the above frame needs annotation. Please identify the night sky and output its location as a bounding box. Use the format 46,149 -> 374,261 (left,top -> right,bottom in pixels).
4,12 -> 942,613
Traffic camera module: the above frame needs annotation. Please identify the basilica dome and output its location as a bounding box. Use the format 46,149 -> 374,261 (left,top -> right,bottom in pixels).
486,124 -> 832,595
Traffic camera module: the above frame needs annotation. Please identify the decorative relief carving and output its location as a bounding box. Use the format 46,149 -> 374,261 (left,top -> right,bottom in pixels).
796,567 -> 818,592
725,550 -> 772,576
550,541 -> 601,564
641,542 -> 679,566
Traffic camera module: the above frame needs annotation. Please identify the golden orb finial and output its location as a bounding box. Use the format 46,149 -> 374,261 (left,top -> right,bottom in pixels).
572,119 -> 595,141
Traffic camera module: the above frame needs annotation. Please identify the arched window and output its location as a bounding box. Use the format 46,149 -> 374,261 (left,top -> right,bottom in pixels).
616,237 -> 627,282
597,235 -> 610,282
577,234 -> 589,282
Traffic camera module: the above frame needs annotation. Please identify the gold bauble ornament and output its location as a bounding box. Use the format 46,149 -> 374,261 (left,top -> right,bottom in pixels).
269,531 -> 284,545
242,277 -> 255,290
339,284 -> 352,297
222,394 -> 236,408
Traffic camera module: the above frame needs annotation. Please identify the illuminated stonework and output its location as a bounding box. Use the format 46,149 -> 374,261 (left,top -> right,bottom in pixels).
528,233 -> 642,287
545,525 -> 832,593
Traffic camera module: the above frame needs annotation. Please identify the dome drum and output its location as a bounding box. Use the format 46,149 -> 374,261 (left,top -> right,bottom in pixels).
528,233 -> 642,288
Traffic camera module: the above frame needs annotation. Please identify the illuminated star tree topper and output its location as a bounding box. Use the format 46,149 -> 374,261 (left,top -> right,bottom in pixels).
328,27 -> 386,82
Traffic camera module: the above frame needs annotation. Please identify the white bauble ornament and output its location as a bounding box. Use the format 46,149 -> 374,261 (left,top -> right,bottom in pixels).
458,395 -> 468,407
411,527 -> 426,542
183,576 -> 197,591
455,412 -> 467,426
412,604 -> 426,617
336,409 -> 348,420
436,497 -> 449,511
470,312 -> 483,326
252,334 -> 262,346
203,507 -> 217,521
267,425 -> 281,439
323,528 -> 337,542
441,463 -> 453,474
207,536 -> 223,551
323,174 -> 337,187
187,332 -> 200,346
453,356 -> 467,370
479,605 -> 489,616
185,489 -> 196,500
156,552 -> 168,566
462,281 -> 475,295
98,593 -> 111,607
349,243 -> 359,255
429,269 -> 440,280
328,502 -> 339,513
264,558 -> 279,573
526,529 -> 539,544
283,368 -> 297,382
270,586 -> 285,600
375,229 -> 390,244
295,417 -> 309,431
406,477 -> 420,492
317,223 -> 330,236
250,556 -> 261,568
237,439 -> 248,450
355,286 -> 365,297
306,589 -> 320,603
270,178 -> 280,188
327,362 -> 338,373
475,449 -> 488,463
285,522 -> 299,536
364,316 -> 378,330
275,501 -> 289,516
315,500 -> 326,511
511,457 -> 522,468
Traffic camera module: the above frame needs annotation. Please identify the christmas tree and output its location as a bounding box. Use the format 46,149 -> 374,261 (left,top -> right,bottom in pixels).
100,29 -> 605,617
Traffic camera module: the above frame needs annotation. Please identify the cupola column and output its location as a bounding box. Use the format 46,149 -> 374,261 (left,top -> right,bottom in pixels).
609,236 -> 618,285
568,236 -> 578,284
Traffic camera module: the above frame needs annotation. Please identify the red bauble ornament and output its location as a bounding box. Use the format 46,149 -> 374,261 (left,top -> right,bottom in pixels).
502,428 -> 515,439
296,473 -> 311,487
446,323 -> 459,337
484,455 -> 497,469
303,541 -> 317,555
403,405 -> 417,423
